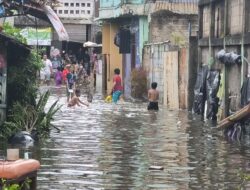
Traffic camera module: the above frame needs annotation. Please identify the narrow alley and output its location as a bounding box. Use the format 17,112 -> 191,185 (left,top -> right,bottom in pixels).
20,86 -> 250,190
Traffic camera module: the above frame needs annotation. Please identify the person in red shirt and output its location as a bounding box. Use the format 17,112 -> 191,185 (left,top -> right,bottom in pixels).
62,64 -> 70,85
112,68 -> 123,103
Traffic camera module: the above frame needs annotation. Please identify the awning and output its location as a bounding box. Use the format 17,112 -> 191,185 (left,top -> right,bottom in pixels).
4,2 -> 69,41
42,5 -> 69,41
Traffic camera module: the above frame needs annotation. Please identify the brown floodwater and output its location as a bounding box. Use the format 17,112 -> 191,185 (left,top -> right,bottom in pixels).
1,86 -> 250,190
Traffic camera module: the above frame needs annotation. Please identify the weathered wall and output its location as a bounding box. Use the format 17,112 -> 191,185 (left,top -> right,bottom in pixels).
143,44 -> 166,104
227,0 -> 244,35
198,0 -> 250,116
139,17 -> 149,65
143,43 -> 191,109
149,11 -> 198,44
102,23 -> 123,93
202,5 -> 210,38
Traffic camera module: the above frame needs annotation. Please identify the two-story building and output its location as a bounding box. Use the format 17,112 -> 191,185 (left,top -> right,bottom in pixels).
98,0 -> 198,108
52,0 -> 96,51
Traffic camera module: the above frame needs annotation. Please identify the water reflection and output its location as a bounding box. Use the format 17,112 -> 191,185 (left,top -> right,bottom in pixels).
1,86 -> 250,189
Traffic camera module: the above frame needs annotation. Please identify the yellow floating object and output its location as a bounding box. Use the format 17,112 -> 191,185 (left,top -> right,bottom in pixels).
105,95 -> 112,103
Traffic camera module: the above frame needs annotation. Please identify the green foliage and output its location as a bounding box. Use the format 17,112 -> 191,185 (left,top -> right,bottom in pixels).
2,91 -> 61,139
3,23 -> 42,107
0,178 -> 31,190
7,49 -> 43,107
131,67 -> 148,99
2,22 -> 27,44
237,169 -> 250,189
170,32 -> 186,47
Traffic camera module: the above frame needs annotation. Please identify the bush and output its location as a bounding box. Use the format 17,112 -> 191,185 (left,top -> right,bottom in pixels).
131,67 -> 148,99
1,91 -> 61,140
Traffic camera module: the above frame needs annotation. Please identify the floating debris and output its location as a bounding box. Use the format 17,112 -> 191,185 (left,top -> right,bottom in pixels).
149,166 -> 164,170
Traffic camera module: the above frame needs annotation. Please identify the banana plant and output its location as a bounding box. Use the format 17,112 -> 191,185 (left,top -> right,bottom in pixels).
2,90 -> 61,140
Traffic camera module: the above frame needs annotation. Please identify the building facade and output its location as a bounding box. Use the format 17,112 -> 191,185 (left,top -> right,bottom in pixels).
52,0 -> 96,51
99,0 -> 199,107
198,0 -> 250,118
54,0 -> 94,18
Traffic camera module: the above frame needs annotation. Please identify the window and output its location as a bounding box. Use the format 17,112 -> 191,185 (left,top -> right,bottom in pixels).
54,10 -> 57,13
87,10 -> 90,14
70,10 -> 74,14
87,3 -> 90,7
76,10 -> 79,14
64,3 -> 68,6
59,10 -> 62,14
64,10 -> 68,14
81,10 -> 85,14
81,3 -> 85,7
70,3 -> 74,7
76,3 -> 79,7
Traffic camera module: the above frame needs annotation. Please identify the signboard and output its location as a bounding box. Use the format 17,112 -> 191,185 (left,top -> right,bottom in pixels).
20,27 -> 52,46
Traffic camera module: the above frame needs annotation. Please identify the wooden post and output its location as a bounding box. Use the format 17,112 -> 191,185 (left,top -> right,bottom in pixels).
241,0 -> 246,86
223,0 -> 229,117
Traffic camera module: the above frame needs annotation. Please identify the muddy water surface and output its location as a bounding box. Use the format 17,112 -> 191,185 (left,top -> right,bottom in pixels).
1,86 -> 250,190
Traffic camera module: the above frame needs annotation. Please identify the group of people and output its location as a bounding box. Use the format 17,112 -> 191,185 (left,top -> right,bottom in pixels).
108,68 -> 160,111
40,48 -> 98,86
39,47 -> 99,107
40,47 -> 160,110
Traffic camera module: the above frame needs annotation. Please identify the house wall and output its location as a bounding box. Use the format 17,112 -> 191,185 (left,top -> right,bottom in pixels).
149,11 -> 198,44
143,44 -> 166,104
143,43 -> 192,109
198,0 -> 250,116
54,0 -> 95,18
227,0 -> 244,35
102,23 -> 123,93
100,0 -> 121,8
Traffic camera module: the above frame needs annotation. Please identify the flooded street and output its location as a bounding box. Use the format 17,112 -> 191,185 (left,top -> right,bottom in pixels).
2,86 -> 250,189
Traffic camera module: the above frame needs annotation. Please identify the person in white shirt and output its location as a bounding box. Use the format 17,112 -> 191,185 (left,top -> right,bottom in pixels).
41,54 -> 52,85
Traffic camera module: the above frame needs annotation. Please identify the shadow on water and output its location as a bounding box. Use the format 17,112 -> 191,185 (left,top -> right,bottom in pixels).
1,86 -> 250,189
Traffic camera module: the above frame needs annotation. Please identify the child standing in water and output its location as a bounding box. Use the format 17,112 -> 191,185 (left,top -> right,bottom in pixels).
147,82 -> 159,110
112,68 -> 123,103
68,89 -> 89,107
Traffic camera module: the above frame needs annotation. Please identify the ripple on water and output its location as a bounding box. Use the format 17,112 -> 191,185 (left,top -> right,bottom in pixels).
1,87 -> 250,189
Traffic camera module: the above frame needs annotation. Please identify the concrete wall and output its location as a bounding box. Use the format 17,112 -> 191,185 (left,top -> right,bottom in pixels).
149,11 -> 198,45
143,44 -> 166,104
198,0 -> 250,116
55,0 -> 95,18
100,0 -> 121,8
227,0 -> 244,35
202,5 -> 210,38
99,1 -> 198,20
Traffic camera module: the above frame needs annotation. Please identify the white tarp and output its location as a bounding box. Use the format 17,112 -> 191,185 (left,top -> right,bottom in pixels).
83,41 -> 102,47
43,5 -> 69,41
